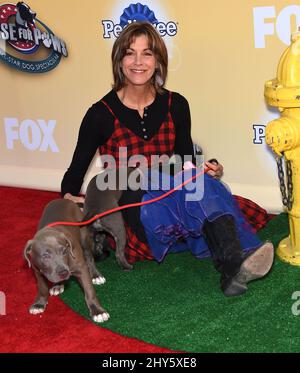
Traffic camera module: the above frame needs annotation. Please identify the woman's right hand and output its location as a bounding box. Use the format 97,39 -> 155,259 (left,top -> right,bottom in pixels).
63,193 -> 85,204
205,159 -> 224,179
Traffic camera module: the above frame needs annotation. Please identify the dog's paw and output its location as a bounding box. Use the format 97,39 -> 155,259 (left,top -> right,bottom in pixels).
29,303 -> 47,315
49,284 -> 65,296
92,312 -> 110,323
92,275 -> 106,285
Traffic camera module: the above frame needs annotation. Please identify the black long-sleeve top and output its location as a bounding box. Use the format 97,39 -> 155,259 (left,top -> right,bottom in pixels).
61,89 -> 194,196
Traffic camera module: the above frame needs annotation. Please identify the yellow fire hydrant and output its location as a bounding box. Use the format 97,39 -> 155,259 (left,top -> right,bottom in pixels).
264,31 -> 300,265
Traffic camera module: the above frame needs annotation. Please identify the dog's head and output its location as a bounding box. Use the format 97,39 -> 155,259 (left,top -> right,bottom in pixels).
16,2 -> 36,25
24,228 -> 75,283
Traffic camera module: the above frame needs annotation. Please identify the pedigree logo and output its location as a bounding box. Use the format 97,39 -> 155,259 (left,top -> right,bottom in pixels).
102,2 -> 178,39
253,5 -> 300,48
253,125 -> 266,144
0,2 -> 68,73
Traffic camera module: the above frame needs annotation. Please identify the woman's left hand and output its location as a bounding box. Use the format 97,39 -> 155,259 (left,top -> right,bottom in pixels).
205,160 -> 224,179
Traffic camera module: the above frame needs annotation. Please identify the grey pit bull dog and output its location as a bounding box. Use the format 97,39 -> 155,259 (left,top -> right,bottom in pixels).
83,168 -> 139,271
24,199 -> 109,323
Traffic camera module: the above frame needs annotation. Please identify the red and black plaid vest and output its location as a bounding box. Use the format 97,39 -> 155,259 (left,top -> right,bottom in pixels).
98,91 -> 176,263
99,92 -> 175,169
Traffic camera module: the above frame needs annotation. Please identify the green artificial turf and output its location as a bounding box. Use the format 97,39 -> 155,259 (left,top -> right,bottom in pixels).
60,213 -> 300,352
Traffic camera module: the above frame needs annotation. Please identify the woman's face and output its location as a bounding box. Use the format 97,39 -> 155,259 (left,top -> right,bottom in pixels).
121,34 -> 156,88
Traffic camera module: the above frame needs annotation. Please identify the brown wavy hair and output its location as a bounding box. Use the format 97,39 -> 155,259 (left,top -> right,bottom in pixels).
111,21 -> 168,93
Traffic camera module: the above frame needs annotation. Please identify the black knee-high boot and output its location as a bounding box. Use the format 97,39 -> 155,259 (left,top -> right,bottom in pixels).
203,215 -> 244,274
203,214 -> 274,296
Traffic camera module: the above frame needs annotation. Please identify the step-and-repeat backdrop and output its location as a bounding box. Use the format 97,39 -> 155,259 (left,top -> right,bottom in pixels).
0,0 -> 296,211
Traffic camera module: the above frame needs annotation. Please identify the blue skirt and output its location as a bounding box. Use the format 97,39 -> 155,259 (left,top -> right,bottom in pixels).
140,168 -> 261,262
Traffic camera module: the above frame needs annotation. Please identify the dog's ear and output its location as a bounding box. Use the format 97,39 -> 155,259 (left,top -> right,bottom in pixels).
24,240 -> 33,267
16,2 -> 23,7
58,232 -> 76,259
65,237 -> 76,259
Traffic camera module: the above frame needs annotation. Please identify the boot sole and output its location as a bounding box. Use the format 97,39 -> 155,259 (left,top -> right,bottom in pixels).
223,242 -> 274,296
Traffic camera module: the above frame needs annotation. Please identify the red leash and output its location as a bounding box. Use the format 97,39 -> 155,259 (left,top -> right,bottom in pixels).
47,167 -> 209,228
